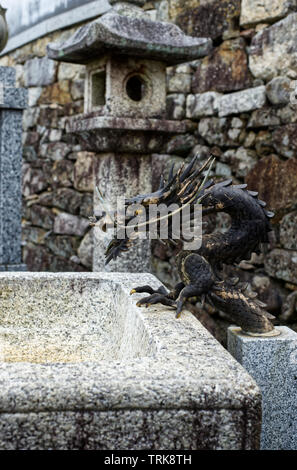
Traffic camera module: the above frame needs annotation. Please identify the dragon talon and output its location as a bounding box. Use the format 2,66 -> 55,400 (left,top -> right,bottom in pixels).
130,289 -> 136,295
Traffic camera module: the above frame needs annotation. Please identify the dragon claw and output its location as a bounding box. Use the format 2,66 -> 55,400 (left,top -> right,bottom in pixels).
130,289 -> 136,295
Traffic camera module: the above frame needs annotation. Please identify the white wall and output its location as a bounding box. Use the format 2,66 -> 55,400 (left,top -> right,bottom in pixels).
1,0 -> 111,54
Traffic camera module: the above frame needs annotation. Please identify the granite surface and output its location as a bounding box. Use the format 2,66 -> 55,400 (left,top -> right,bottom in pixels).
0,111 -> 24,266
228,326 -> 297,450
0,87 -> 28,110
0,67 -> 27,270
0,272 -> 261,450
0,67 -> 16,87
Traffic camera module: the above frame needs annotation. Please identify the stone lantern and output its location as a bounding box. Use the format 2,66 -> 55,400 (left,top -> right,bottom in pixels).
47,1 -> 212,272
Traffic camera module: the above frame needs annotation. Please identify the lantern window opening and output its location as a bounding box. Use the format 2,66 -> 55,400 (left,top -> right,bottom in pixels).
125,74 -> 147,102
91,69 -> 106,108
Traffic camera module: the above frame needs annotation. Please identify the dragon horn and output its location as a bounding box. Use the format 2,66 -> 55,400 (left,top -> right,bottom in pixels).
158,174 -> 165,190
180,154 -> 198,183
168,163 -> 175,183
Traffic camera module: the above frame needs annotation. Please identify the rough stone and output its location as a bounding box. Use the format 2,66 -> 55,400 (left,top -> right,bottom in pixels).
245,155 -> 297,218
254,130 -> 274,156
231,117 -> 244,129
166,134 -> 198,156
186,92 -> 221,119
38,81 -> 72,105
277,104 -> 297,125
22,226 -> 47,246
70,80 -> 85,101
192,38 -> 253,93
266,77 -> 291,105
247,108 -> 281,128
44,234 -> 80,259
23,146 -> 38,163
24,131 -> 40,147
23,244 -> 87,272
38,107 -> 60,128
251,275 -> 283,315
280,291 -> 297,322
222,147 -> 257,178
24,57 -> 57,87
272,124 -> 297,158
80,193 -> 93,218
23,108 -> 40,130
218,86 -> 266,117
240,0 -> 297,27
73,152 -> 94,192
57,63 -> 85,81
52,188 -> 83,215
28,87 -> 43,107
265,248 -> 297,284
110,0 -> 146,5
228,326 -> 297,450
78,229 -> 93,269
249,14 -> 297,80
52,160 -> 74,188
0,272 -> 261,449
156,0 -> 169,22
39,142 -> 70,161
166,94 -> 186,120
215,162 -> 232,178
280,211 -> 297,250
53,213 -> 89,237
198,117 -> 237,147
35,191 -> 53,207
167,69 -> 191,93
28,205 -> 55,230
49,129 -> 63,142
173,0 -> 241,41
22,164 -> 49,197
227,128 -> 241,142
244,131 -> 257,148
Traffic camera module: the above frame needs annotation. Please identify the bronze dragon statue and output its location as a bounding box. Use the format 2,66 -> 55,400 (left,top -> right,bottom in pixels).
96,155 -> 276,335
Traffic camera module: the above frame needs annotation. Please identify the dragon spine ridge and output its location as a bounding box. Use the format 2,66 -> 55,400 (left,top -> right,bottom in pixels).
104,155 -> 275,334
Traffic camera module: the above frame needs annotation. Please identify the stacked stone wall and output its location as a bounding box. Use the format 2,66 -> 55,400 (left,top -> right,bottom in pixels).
149,0 -> 297,335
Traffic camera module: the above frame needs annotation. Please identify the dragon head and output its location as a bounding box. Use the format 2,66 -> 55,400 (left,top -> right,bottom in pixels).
92,155 -> 215,265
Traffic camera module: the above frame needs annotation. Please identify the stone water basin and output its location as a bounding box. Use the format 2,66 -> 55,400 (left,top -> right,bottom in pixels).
0,272 -> 261,450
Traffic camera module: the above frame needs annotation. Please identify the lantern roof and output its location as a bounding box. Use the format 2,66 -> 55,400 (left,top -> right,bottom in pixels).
47,5 -> 212,65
